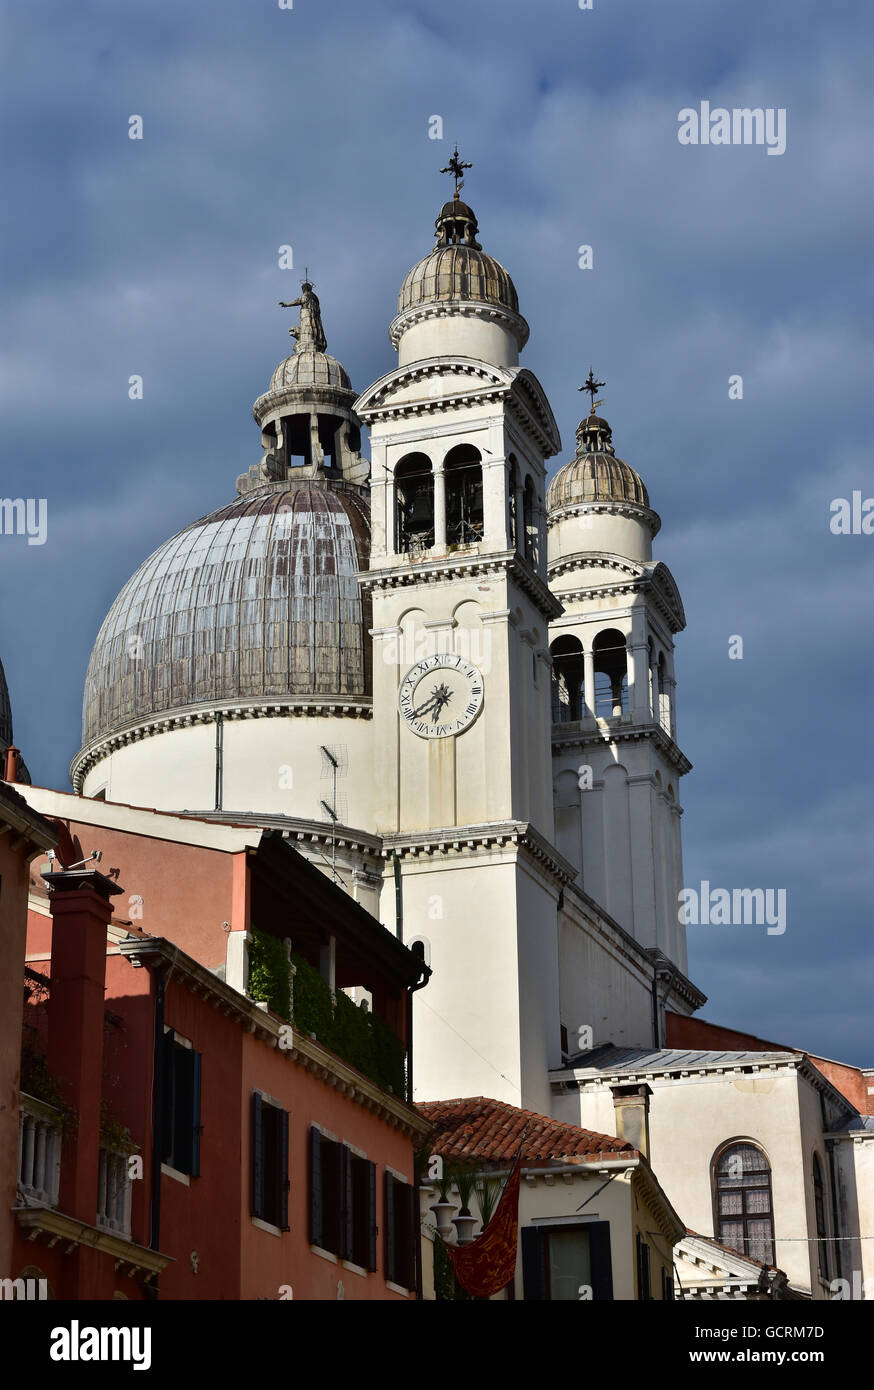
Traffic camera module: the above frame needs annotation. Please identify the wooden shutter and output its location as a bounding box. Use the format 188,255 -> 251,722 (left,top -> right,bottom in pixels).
589,1221 -> 613,1301
384,1172 -> 396,1284
367,1161 -> 377,1272
521,1227 -> 545,1300
309,1127 -> 323,1247
159,1029 -> 174,1163
404,1181 -> 418,1292
341,1144 -> 353,1261
635,1232 -> 650,1301
251,1092 -> 264,1219
279,1108 -> 290,1232
190,1050 -> 202,1178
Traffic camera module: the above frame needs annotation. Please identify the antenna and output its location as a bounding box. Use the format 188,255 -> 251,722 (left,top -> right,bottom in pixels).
319,745 -> 348,884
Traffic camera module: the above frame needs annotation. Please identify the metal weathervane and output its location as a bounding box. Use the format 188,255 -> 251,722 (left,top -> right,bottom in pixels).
579,366 -> 606,415
440,145 -> 472,199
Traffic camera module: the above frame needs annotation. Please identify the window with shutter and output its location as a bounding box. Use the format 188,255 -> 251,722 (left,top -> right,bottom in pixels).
384,1173 -> 416,1291
309,1127 -> 323,1248
636,1232 -> 651,1300
251,1092 -> 290,1230
522,1222 -> 613,1301
161,1030 -> 202,1178
384,1171 -> 396,1284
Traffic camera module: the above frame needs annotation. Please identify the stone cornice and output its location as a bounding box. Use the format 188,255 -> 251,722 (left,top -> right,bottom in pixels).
119,936 -> 428,1140
355,358 -> 560,459
187,810 -> 384,862
551,720 -> 693,776
381,819 -> 577,887
360,550 -> 563,622
13,1206 -> 172,1280
558,881 -> 706,1011
71,696 -> 373,789
547,555 -> 685,633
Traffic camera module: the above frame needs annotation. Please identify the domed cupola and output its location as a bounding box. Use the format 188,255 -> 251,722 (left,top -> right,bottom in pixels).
72,284 -> 374,817
242,279 -> 368,494
390,147 -> 529,368
547,371 -> 660,568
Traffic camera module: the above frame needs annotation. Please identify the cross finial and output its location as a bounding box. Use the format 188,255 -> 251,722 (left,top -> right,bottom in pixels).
579,366 -> 606,415
440,144 -> 473,199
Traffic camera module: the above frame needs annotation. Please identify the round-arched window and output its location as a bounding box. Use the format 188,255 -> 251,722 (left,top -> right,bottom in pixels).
713,1141 -> 775,1265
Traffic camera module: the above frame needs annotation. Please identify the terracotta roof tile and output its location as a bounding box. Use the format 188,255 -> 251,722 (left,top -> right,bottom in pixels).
417,1095 -> 635,1167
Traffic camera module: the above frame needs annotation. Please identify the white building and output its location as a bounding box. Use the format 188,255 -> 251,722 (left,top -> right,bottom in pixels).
51,173 -> 870,1299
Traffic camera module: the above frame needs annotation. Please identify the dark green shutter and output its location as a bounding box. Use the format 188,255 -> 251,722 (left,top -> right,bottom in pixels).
384,1172 -> 396,1284
279,1108 -> 290,1231
159,1029 -> 175,1162
251,1092 -> 264,1219
590,1221 -> 614,1301
190,1050 -> 202,1178
309,1127 -> 323,1247
341,1144 -> 353,1260
521,1227 -> 545,1299
367,1161 -> 377,1271
405,1182 -> 418,1292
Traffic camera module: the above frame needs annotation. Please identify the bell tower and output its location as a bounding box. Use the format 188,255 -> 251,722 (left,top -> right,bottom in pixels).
355,161 -> 568,1109
547,380 -> 691,973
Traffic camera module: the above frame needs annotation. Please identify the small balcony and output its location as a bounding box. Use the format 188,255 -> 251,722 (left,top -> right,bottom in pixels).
17,1092 -> 62,1208
97,1145 -> 133,1238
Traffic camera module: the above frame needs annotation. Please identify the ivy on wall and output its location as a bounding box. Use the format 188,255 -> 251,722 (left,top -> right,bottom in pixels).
246,930 -> 406,1098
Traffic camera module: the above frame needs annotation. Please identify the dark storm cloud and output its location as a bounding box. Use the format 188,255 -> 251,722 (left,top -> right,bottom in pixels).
0,0 -> 870,1061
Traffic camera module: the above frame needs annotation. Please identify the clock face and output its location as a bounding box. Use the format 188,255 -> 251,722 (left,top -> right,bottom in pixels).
398,654 -> 484,739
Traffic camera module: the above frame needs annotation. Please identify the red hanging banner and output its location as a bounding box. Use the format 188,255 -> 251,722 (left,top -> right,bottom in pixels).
446,1155 -> 523,1299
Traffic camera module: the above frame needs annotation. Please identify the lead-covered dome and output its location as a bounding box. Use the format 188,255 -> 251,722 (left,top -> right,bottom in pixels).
398,196 -> 520,316
399,242 -> 519,316
547,414 -> 651,511
269,348 -> 351,392
80,481 -> 371,748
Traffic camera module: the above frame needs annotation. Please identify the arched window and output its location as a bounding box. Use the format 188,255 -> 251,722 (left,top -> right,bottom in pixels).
593,629 -> 628,717
713,1142 -> 775,1265
523,476 -> 539,566
550,635 -> 585,723
657,652 -> 670,733
444,444 -> 483,546
395,453 -> 434,554
813,1155 -> 829,1280
508,455 -> 518,549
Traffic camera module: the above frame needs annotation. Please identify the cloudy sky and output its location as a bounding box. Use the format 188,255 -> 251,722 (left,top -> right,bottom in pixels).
1,1 -> 871,1063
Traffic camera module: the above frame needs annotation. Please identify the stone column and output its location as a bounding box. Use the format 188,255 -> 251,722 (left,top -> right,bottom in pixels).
583,646 -> 596,719
433,458 -> 447,548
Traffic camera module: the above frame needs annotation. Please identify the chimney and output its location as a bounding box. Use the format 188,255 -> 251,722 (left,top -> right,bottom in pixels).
45,867 -> 122,1225
2,745 -> 20,782
610,1083 -> 653,1158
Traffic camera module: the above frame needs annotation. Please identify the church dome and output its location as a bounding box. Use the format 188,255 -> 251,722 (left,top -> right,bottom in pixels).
397,194 -> 520,317
269,347 -> 351,393
80,480 -> 371,749
399,243 -> 519,316
547,413 -> 651,511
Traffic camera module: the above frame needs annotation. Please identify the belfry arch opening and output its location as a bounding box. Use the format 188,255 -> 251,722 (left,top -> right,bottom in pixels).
508,455 -> 518,549
550,635 -> 585,723
444,444 -> 484,546
593,628 -> 628,717
395,453 -> 434,554
523,476 -> 538,566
